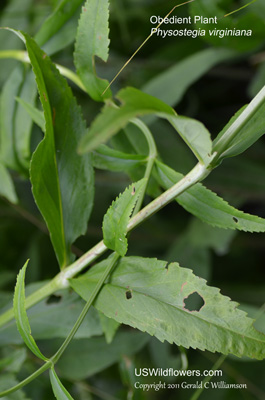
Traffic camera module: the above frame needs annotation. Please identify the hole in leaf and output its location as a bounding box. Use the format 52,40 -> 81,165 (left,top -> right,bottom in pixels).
126,290 -> 132,300
46,294 -> 62,305
233,217 -> 238,223
183,292 -> 204,312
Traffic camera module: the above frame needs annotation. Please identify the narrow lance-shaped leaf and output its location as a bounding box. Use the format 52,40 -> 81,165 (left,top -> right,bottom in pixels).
142,48 -> 237,109
0,163 -> 18,204
70,256 -> 265,360
74,0 -> 112,101
155,160 -> 265,232
0,65 -> 36,174
103,179 -> 146,256
4,29 -> 94,268
78,87 -> 212,165
35,0 -> 84,54
49,367 -> 74,400
13,261 -> 47,361
212,85 -> 265,164
16,97 -> 45,132
99,312 -> 120,344
92,144 -> 146,172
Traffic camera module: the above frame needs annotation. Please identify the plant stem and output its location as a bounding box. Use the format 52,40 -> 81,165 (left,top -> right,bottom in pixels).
190,355 -> 226,400
0,360 -> 52,397
130,118 -> 157,216
0,162 -> 208,327
0,49 -> 28,62
0,253 -> 120,397
127,162 -> 208,231
51,253 -> 120,364
0,278 -> 60,327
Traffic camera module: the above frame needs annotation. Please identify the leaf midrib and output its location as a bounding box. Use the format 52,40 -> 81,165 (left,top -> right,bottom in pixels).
82,277 -> 265,345
28,37 -> 68,267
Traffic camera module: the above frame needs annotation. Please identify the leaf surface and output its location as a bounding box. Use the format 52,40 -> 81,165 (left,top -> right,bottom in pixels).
35,0 -> 84,54
50,367 -> 74,400
103,179 -> 146,256
142,48 -> 237,108
70,257 -> 265,359
0,288 -> 102,345
74,0 -> 111,101
92,144 -> 146,172
0,163 -> 18,204
79,88 -> 212,165
155,161 -> 265,232
99,312 -> 120,344
6,29 -> 94,267
13,261 -> 47,361
0,65 -> 36,173
16,97 -> 45,132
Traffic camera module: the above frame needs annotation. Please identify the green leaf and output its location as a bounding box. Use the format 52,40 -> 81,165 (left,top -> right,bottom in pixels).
212,86 -> 265,163
249,61 -> 265,97
15,97 -> 45,132
239,304 -> 265,336
49,367 -> 74,400
99,312 -> 120,344
92,144 -> 146,172
78,88 -> 174,153
0,163 -> 18,204
13,261 -> 47,361
103,179 -> 146,256
0,288 -> 102,345
167,116 -> 212,165
35,0 -> 84,54
0,0 -> 33,87
0,65 -> 36,173
155,160 -> 265,232
79,88 -> 212,165
70,256 -> 265,360
5,29 -> 94,267
0,348 -> 26,374
74,0 -> 111,101
142,48 -> 237,109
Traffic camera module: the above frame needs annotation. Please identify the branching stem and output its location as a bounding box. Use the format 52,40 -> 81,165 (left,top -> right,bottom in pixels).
0,162 -> 208,328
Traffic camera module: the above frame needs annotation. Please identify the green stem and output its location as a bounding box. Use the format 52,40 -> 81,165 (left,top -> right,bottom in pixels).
0,50 -> 28,62
0,50 -> 86,92
0,161 -> 208,327
130,118 -> 157,216
190,355 -> 226,400
127,162 -> 208,231
0,277 -> 60,327
0,360 -> 52,397
51,253 -> 120,364
0,253 -> 120,397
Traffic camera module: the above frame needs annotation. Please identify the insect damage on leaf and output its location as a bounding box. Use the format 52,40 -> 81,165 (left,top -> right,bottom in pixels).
183,292 -> 205,313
